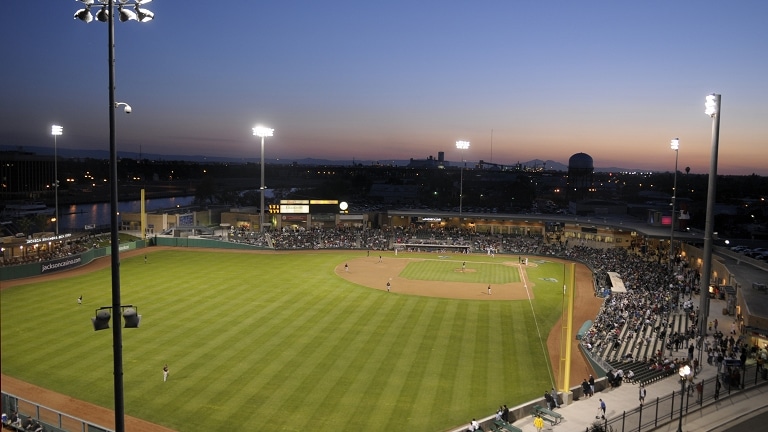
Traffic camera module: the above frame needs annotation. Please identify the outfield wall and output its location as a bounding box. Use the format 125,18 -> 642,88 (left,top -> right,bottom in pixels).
152,236 -> 269,250
0,241 -> 146,282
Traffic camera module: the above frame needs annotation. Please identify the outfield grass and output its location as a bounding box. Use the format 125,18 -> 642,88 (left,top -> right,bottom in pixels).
1,251 -> 568,432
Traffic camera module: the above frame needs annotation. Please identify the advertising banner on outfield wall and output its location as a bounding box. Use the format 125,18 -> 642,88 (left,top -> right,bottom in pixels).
41,254 -> 83,274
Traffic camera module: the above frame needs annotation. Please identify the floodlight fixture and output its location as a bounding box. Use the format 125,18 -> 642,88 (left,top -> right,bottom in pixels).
74,7 -> 93,22
92,309 -> 112,331
91,305 -> 141,331
253,125 -> 274,138
122,306 -> 141,328
95,5 -> 109,22
705,94 -> 719,117
118,6 -> 137,22
134,6 -> 154,22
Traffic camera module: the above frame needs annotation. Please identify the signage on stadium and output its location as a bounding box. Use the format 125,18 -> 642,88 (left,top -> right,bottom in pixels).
280,199 -> 309,205
281,215 -> 307,222
420,217 -> 442,222
41,254 -> 82,274
280,205 -> 309,214
26,233 -> 72,244
312,214 -> 336,221
309,200 -> 338,205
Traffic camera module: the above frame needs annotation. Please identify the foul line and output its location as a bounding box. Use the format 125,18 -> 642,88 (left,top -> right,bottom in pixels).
519,264 -> 556,388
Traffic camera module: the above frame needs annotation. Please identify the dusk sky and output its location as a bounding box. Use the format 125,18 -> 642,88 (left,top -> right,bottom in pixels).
2,1 -> 767,175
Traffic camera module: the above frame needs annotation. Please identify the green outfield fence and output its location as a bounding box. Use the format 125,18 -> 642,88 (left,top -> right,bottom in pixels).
0,236 -> 265,282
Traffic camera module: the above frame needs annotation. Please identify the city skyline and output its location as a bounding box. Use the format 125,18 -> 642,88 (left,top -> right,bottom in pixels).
2,1 -> 767,176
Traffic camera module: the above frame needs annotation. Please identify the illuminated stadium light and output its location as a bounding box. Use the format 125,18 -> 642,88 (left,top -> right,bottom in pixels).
253,125 -> 275,232
455,140 -> 470,215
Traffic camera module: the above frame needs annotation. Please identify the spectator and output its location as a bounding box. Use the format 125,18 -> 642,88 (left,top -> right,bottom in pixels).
544,391 -> 554,410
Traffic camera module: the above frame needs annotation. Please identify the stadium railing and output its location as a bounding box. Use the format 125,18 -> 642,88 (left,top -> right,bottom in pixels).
1,392 -> 111,432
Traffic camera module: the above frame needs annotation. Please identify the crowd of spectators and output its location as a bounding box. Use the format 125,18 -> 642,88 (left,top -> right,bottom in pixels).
572,245 -> 694,365
0,234 -> 99,267
228,225 -> 563,254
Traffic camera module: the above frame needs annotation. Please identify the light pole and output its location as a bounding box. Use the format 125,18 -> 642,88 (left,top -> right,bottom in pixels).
669,138 -> 680,267
73,2 -> 154,432
677,364 -> 691,432
252,126 -> 274,232
51,125 -> 63,235
455,140 -> 470,215
698,94 -> 721,353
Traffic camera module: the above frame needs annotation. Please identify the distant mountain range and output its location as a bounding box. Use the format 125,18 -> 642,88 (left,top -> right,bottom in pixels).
1,144 -> 649,173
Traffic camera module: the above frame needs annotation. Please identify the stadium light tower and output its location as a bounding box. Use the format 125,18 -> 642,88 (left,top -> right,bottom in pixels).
698,94 -> 721,356
669,138 -> 680,267
253,125 -> 274,232
73,2 -> 154,431
456,140 -> 470,215
51,125 -> 63,235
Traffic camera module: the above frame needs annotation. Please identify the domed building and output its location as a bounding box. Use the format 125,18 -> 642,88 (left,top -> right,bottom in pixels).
566,152 -> 594,203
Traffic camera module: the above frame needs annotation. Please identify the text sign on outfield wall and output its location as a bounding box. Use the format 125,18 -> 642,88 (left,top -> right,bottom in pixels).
41,254 -> 83,274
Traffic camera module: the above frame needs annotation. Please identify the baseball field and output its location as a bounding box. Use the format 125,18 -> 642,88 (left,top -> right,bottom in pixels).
0,248 -> 598,431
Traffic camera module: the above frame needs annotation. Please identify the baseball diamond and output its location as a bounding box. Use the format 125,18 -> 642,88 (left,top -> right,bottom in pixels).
1,247 -> 600,432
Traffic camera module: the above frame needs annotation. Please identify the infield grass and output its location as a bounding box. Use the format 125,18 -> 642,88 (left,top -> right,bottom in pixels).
1,250 -> 569,432
399,259 -> 521,284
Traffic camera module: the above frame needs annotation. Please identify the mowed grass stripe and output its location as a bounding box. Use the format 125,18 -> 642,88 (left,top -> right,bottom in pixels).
400,301 -> 449,430
1,250 -> 566,432
377,299 -> 443,431
352,296 -> 425,429
293,293 -> 401,430
242,288 -> 380,427
294,292 -> 395,429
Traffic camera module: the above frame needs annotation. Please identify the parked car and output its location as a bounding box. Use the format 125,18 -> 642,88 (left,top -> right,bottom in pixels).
754,252 -> 768,262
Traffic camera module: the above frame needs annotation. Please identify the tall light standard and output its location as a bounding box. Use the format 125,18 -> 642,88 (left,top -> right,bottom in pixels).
669,138 -> 680,267
677,364 -> 691,432
252,125 -> 274,232
51,125 -> 63,235
73,2 -> 154,432
455,140 -> 470,215
698,94 -> 721,351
